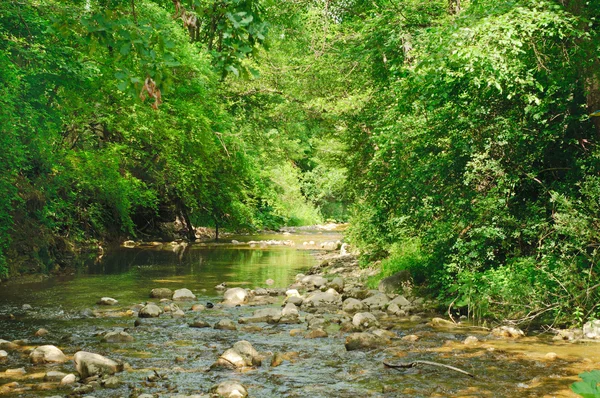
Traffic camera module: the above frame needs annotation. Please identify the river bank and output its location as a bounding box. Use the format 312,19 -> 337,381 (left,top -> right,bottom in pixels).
0,232 -> 597,397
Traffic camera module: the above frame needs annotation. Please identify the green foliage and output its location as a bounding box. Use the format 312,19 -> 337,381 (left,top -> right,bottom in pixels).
572,370 -> 600,398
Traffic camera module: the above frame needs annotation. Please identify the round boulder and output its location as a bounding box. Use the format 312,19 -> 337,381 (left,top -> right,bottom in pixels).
223,288 -> 249,305
211,380 -> 248,398
138,303 -> 163,318
150,288 -> 173,299
30,345 -> 67,364
74,351 -> 122,378
172,288 -> 196,301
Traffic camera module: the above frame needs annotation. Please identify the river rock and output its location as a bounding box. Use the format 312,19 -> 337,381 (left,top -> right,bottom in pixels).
173,288 -> 196,301
386,303 -> 404,316
0,350 -> 7,361
104,376 -> 121,388
378,270 -> 411,294
74,351 -> 122,378
306,329 -> 328,339
463,336 -> 479,345
22,304 -> 33,311
402,334 -> 419,342
211,380 -> 248,398
97,297 -> 118,306
352,312 -> 379,330
30,345 -> 67,364
191,304 -> 206,311
103,331 -> 134,343
223,288 -> 249,305
239,308 -> 282,324
254,287 -> 268,296
139,303 -> 163,318
44,370 -> 67,381
372,329 -> 397,340
287,296 -> 303,306
214,319 -> 237,331
302,291 -> 342,311
362,293 -> 390,310
213,340 -> 261,369
280,303 -> 299,324
60,373 -> 77,385
345,332 -> 388,351
583,320 -> 600,339
429,317 -> 456,328
390,295 -> 411,307
5,367 -> 26,375
0,339 -> 18,351
301,275 -> 328,290
491,326 -> 525,339
150,288 -> 173,299
342,298 -> 365,314
35,328 -> 49,337
328,276 -> 345,292
189,318 -> 211,328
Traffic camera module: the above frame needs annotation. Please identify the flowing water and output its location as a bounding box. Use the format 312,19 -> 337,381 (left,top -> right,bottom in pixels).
0,230 -> 598,397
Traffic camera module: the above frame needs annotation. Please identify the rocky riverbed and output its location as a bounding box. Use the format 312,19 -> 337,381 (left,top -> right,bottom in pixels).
1,247 -> 599,397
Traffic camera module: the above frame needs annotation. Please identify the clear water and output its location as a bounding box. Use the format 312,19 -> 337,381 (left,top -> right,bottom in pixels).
0,231 -> 598,397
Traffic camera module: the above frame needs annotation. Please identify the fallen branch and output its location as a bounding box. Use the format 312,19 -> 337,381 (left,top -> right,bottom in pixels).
383,360 -> 475,378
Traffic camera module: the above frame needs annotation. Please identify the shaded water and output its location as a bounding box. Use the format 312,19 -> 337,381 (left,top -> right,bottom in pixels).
0,231 -> 597,397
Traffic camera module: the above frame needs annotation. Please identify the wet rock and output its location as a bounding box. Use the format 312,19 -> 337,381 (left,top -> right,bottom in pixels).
372,329 -> 396,340
173,288 -> 196,301
80,308 -> 96,318
139,303 -> 163,318
103,376 -> 121,388
30,345 -> 67,364
302,291 -> 342,311
123,240 -> 136,248
189,318 -> 211,328
583,320 -> 600,339
286,296 -> 303,306
212,340 -> 261,369
328,277 -> 345,293
429,317 -> 456,328
214,319 -> 238,331
463,336 -> 479,345
150,288 -> 173,299
254,288 -> 268,296
290,329 -> 304,337
491,326 -> 525,339
361,293 -> 390,310
0,339 -> 18,351
378,270 -> 411,294
402,334 -> 419,342
215,282 -> 227,290
352,312 -> 379,330
0,350 -> 7,361
271,352 -> 284,367
306,329 -> 328,339
210,380 -> 248,398
61,373 -> 77,385
34,328 -> 49,337
223,288 -> 249,305
103,331 -> 134,343
172,309 -> 186,318
345,332 -> 388,351
409,315 -> 422,322
5,368 -> 26,375
301,275 -> 328,290
74,351 -> 123,378
342,298 -> 365,314
280,303 -> 300,324
545,352 -> 558,360
239,308 -> 282,324
44,370 -> 67,381
191,304 -> 206,311
97,297 -> 118,306
306,315 -> 329,330
22,304 -> 33,311
267,288 -> 286,296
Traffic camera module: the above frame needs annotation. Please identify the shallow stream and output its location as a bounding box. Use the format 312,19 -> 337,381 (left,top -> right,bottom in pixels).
0,230 -> 598,397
